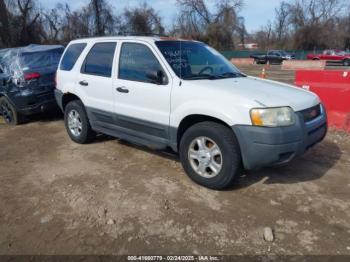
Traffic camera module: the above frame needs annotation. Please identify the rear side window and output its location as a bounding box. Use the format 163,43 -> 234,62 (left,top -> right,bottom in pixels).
81,42 -> 116,77
119,43 -> 164,83
60,43 -> 87,71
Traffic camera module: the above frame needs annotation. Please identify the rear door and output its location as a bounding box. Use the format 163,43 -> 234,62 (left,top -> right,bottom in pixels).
112,41 -> 172,143
76,42 -> 117,125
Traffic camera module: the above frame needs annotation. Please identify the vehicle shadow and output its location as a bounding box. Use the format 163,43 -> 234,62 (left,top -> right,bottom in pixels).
23,108 -> 63,123
116,139 -> 180,162
232,139 -> 342,189
114,138 -> 342,190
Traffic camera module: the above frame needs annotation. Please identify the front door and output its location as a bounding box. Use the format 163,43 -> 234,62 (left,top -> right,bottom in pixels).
113,41 -> 172,144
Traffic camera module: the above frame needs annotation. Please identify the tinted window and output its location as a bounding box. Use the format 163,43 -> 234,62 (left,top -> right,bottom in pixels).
119,43 -> 165,83
60,43 -> 87,71
82,43 -> 116,77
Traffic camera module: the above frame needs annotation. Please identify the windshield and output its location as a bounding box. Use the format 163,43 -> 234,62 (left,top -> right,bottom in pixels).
335,51 -> 346,56
155,41 -> 244,80
20,49 -> 63,70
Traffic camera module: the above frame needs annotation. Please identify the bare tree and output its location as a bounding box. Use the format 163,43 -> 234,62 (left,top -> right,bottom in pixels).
252,0 -> 349,50
122,2 -> 165,35
174,0 -> 244,50
275,1 -> 290,43
89,0 -> 116,36
0,0 -> 11,47
17,0 -> 41,45
40,7 -> 62,43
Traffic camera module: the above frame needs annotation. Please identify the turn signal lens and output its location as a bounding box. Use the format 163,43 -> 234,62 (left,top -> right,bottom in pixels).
251,110 -> 264,126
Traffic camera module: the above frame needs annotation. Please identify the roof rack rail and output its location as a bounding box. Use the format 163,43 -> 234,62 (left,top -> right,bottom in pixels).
116,31 -> 169,37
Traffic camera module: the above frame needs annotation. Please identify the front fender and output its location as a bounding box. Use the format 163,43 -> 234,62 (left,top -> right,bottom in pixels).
170,100 -> 250,128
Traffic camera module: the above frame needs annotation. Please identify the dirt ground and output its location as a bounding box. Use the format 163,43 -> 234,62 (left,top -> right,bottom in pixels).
0,65 -> 350,256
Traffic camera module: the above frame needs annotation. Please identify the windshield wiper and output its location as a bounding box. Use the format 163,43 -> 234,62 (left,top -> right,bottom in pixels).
182,74 -> 214,80
213,72 -> 245,79
182,72 -> 245,80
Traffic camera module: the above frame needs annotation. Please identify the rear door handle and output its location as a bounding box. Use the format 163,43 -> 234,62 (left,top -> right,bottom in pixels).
116,87 -> 129,93
79,80 -> 88,86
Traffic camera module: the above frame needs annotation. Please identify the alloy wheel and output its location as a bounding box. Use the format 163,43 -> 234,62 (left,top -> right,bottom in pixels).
188,136 -> 223,178
67,109 -> 83,137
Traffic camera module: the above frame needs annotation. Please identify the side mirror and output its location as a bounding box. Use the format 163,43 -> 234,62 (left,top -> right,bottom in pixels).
146,69 -> 167,85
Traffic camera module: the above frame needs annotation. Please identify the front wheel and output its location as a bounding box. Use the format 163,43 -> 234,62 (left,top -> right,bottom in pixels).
179,122 -> 242,190
64,100 -> 96,144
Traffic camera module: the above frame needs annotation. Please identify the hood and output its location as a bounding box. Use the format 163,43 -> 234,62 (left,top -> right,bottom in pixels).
187,76 -> 320,112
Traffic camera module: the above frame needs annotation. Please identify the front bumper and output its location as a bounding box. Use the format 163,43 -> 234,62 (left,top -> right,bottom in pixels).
232,105 -> 327,170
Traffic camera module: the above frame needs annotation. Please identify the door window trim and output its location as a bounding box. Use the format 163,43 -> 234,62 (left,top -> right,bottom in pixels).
80,42 -> 117,78
118,42 -> 169,85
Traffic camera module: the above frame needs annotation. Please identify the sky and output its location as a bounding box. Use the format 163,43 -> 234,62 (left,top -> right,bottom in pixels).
39,0 -> 283,33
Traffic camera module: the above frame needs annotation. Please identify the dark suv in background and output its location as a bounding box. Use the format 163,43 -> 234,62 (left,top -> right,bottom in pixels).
0,44 -> 64,125
251,50 -> 295,65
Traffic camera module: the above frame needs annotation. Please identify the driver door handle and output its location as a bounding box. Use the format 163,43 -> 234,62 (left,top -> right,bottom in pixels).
116,87 -> 129,93
79,80 -> 88,86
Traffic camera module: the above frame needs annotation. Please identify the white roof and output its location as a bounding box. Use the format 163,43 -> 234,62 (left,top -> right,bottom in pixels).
69,36 -> 199,44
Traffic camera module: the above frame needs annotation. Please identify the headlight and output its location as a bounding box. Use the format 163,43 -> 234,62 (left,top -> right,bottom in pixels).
250,107 -> 295,127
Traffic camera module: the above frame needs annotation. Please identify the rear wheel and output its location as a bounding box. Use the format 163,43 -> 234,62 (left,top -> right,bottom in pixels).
64,100 -> 96,144
0,96 -> 21,125
179,122 -> 242,190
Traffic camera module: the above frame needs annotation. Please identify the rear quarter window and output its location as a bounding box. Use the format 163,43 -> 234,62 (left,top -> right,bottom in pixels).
60,43 -> 87,71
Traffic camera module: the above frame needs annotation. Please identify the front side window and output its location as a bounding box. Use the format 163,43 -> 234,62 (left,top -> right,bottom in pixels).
82,42 -> 116,77
119,43 -> 167,84
155,41 -> 244,80
60,43 -> 86,71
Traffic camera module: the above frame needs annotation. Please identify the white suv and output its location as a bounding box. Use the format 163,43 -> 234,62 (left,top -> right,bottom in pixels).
55,36 -> 327,189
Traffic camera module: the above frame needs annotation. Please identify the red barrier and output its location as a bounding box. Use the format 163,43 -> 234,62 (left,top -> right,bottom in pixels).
295,70 -> 350,132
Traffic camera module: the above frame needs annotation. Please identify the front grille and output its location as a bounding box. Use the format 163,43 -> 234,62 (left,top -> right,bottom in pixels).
300,104 -> 321,123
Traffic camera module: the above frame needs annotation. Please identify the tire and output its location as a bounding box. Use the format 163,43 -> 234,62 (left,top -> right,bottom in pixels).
0,96 -> 21,125
343,59 -> 350,67
64,100 -> 96,144
179,122 -> 242,190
